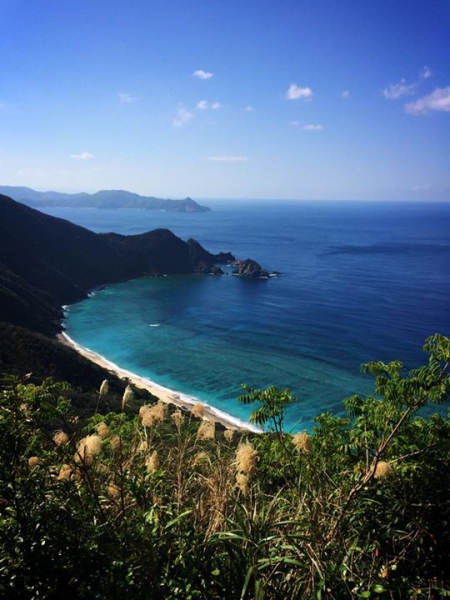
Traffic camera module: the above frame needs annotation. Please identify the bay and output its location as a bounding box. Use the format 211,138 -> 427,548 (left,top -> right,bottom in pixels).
45,200 -> 450,431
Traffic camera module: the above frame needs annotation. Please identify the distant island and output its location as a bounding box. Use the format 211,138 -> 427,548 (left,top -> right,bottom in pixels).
0,186 -> 211,213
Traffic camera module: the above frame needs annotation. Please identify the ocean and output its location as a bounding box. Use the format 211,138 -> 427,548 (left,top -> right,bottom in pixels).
45,200 -> 450,431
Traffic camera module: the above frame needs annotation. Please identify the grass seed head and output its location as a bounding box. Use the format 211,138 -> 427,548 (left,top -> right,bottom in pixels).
122,385 -> 133,411
110,435 -> 122,451
96,422 -> 110,439
236,472 -> 249,495
197,419 -> 215,440
224,429 -> 234,442
171,409 -> 184,429
137,440 -> 149,453
236,442 -> 257,478
292,431 -> 312,455
28,456 -> 40,469
107,483 -> 121,499
146,450 -> 160,473
57,464 -> 72,480
99,379 -> 109,396
192,403 -> 205,419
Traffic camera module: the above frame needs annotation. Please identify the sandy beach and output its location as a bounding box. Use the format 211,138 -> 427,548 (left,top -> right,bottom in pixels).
57,332 -> 259,433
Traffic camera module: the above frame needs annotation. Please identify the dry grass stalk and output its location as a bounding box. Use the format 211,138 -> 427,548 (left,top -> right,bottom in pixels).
96,422 -> 110,439
99,379 -> 109,396
146,450 -> 160,473
53,430 -> 69,446
292,431 -> 312,455
122,385 -> 133,411
197,419 -> 215,441
192,403 -> 205,419
374,461 -> 393,479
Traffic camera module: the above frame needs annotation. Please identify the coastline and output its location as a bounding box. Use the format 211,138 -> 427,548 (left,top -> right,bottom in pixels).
57,331 -> 261,433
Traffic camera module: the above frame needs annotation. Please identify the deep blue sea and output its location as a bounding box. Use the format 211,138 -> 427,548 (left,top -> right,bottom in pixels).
44,200 -> 450,431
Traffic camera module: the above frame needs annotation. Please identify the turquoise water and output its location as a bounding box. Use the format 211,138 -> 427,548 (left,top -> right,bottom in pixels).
54,201 -> 450,430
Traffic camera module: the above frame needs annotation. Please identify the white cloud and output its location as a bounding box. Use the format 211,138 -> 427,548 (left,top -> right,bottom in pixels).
119,92 -> 138,104
405,86 -> 450,115
383,78 -> 416,99
419,66 -> 432,80
290,120 -> 299,126
196,100 -> 222,110
245,105 -> 255,112
70,152 -> 93,160
411,184 -> 431,192
173,107 -> 194,127
302,124 -> 324,131
192,69 -> 213,80
341,90 -> 350,100
286,84 -> 313,100
206,156 -> 247,162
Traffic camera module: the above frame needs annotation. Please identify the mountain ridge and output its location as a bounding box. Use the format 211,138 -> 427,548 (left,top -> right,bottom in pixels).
0,185 -> 211,212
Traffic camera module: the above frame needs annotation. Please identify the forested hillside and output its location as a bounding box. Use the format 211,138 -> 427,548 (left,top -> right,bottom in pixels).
0,194 -> 229,335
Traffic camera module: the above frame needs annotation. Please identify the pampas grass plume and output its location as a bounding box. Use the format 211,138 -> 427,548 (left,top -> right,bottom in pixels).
197,419 -> 215,440
374,461 -> 393,480
99,379 -> 109,396
122,385 -> 133,411
171,409 -> 183,430
76,435 -> 103,463
28,456 -> 40,469
53,430 -> 69,446
146,451 -> 160,473
236,442 -> 257,478
236,473 -> 249,495
57,464 -> 72,480
292,431 -> 312,455
110,435 -> 122,451
224,429 -> 234,442
140,402 -> 166,427
96,422 -> 110,439
192,403 -> 205,419
85,434 -> 103,456
107,483 -> 121,499
138,440 -> 149,453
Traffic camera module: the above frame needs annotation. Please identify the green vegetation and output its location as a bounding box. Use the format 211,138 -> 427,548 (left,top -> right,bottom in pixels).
1,334 -> 450,599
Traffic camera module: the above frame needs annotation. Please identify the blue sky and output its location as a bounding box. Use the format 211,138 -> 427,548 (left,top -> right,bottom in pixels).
0,0 -> 449,201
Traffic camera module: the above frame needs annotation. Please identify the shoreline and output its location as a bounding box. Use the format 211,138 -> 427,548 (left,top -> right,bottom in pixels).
57,331 -> 261,433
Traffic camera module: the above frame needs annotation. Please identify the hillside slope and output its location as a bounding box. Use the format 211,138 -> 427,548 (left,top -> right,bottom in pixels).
0,194 -> 232,335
